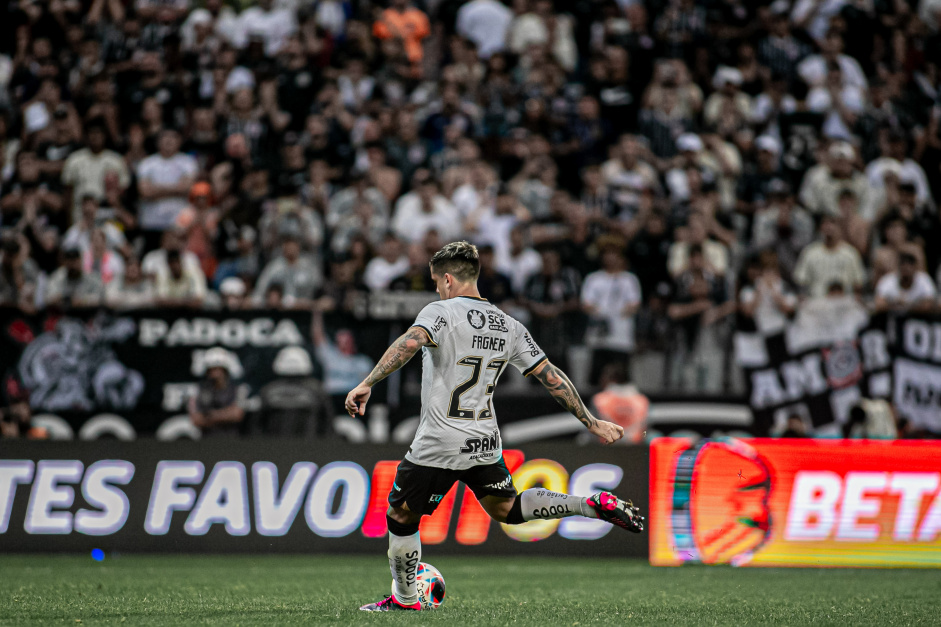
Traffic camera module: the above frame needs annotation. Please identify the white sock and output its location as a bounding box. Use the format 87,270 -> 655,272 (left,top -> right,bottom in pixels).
388,531 -> 421,605
519,488 -> 598,521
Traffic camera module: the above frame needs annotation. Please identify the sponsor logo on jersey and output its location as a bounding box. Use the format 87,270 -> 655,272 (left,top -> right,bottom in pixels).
486,311 -> 509,333
522,332 -> 540,357
428,494 -> 444,503
467,310 -> 486,330
431,316 -> 447,333
472,335 -> 506,351
459,429 -> 500,455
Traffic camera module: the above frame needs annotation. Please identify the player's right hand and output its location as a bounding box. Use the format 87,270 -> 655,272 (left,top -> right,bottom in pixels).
345,384 -> 372,417
589,419 -> 624,444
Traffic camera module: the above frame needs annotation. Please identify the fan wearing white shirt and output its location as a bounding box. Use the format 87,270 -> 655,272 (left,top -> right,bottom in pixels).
581,244 -> 642,385
137,130 -> 199,235
391,170 -> 462,243
796,30 -> 867,90
456,0 -> 513,59
233,0 -> 297,57
364,234 -> 410,292
874,252 -> 937,313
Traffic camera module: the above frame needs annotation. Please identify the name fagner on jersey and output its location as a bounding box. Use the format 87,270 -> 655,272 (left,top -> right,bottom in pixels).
407,296 -> 546,470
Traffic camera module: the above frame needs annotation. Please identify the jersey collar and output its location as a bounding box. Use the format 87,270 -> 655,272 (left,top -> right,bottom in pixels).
456,295 -> 489,302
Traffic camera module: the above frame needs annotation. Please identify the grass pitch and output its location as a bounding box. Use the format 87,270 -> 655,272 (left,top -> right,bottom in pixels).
0,554 -> 937,626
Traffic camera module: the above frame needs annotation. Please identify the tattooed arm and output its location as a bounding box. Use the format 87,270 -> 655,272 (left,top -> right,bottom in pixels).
345,326 -> 432,416
531,360 -> 624,444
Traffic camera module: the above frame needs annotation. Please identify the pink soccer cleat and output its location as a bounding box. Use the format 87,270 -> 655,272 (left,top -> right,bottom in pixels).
359,595 -> 422,612
588,491 -> 644,533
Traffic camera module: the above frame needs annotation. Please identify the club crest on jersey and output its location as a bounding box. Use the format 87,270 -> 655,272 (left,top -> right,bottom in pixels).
467,310 -> 485,329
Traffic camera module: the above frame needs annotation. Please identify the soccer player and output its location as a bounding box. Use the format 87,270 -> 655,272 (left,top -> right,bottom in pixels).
347,241 -> 644,612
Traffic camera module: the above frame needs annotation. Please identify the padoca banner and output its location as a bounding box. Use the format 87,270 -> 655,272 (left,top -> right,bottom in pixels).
0,441 -> 647,556
649,438 -> 941,568
0,307 -> 394,435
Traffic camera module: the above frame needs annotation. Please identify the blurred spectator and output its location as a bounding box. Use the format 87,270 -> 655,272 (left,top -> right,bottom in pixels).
62,195 -> 127,255
750,179 -> 814,279
106,256 -> 155,310
476,244 -> 513,305
793,214 -> 866,297
188,347 -> 245,438
0,374 -> 47,440
797,30 -> 867,90
315,252 -> 368,314
142,227 -> 203,283
233,0 -> 297,57
600,135 -> 661,218
45,247 -> 104,308
590,364 -> 649,445
739,250 -> 797,335
780,413 -> 808,438
373,0 -> 430,72
312,310 -> 373,397
156,250 -> 207,308
668,212 -> 729,278
252,233 -> 322,307
0,237 -> 39,311
509,0 -> 577,72
83,228 -> 124,285
390,243 -> 437,292
738,136 -> 784,217
327,171 -> 389,230
758,4 -> 812,83
456,0 -> 513,59
364,233 -> 409,292
498,225 -> 541,294
799,142 -> 875,219
581,242 -> 642,385
874,252 -> 937,313
668,244 -> 731,392
137,130 -> 199,241
214,225 -> 260,287
392,169 -> 462,243
844,400 -> 898,439
219,277 -> 248,310
522,246 -> 581,369
61,120 -> 129,223
175,182 -> 221,279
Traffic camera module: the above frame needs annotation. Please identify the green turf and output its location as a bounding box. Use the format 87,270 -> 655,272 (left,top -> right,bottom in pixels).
0,554 -> 938,626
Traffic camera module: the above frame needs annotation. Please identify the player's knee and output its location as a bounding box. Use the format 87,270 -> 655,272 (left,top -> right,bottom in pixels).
387,505 -> 421,533
490,497 -> 523,525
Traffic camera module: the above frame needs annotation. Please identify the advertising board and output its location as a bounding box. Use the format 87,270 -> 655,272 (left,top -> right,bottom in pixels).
650,438 -> 941,567
0,441 -> 647,556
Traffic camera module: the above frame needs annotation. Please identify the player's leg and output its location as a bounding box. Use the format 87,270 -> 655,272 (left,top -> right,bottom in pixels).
380,501 -> 423,610
464,458 -> 644,533
360,460 -> 458,612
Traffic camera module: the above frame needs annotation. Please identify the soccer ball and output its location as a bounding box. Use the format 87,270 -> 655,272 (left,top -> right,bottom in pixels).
392,562 -> 446,609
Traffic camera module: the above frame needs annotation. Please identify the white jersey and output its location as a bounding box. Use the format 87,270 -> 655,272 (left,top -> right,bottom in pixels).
407,295 -> 547,470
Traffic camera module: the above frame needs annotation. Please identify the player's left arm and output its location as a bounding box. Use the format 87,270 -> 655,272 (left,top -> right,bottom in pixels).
345,326 -> 432,416
530,360 -> 624,444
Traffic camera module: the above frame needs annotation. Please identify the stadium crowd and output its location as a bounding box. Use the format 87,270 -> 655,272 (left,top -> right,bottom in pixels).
0,0 -> 940,406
